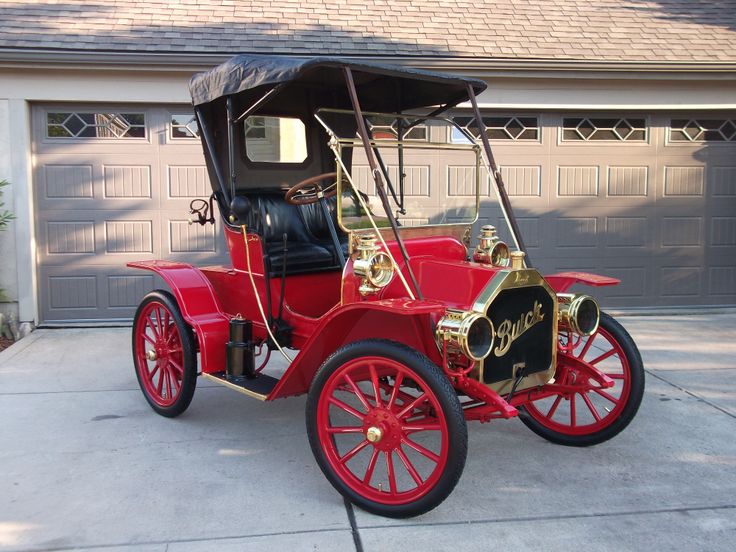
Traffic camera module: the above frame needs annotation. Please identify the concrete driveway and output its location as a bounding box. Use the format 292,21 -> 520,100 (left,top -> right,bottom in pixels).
0,314 -> 734,551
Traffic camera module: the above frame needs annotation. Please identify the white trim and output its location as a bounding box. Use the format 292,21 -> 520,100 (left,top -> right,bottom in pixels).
9,100 -> 37,323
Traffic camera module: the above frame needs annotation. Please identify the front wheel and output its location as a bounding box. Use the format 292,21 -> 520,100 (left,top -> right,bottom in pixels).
306,339 -> 467,518
132,290 -> 197,417
520,312 -> 644,446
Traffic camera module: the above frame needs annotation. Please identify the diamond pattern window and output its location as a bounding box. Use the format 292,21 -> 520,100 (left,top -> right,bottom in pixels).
451,116 -> 539,143
669,119 -> 736,142
365,115 -> 428,141
47,112 -> 146,139
562,117 -> 647,141
170,113 -> 199,139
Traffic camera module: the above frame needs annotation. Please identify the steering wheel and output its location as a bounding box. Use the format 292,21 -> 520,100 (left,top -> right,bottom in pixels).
285,172 -> 339,205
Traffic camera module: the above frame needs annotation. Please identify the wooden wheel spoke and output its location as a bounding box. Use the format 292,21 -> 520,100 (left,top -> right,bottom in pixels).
385,451 -> 398,494
579,332 -> 597,359
363,449 -> 379,484
402,420 -> 441,433
570,393 -> 577,427
340,439 -> 369,464
609,374 -> 626,380
343,374 -> 371,412
590,348 -> 616,365
592,387 -> 620,405
386,371 -> 404,412
581,392 -> 601,422
402,437 -> 440,463
168,359 -> 184,375
168,363 -> 181,391
327,426 -> 364,434
156,364 -> 165,395
369,364 -> 382,407
396,446 -> 423,486
397,393 -> 427,420
147,363 -> 160,381
328,396 -> 366,421
546,395 -> 563,418
143,333 -> 156,346
154,308 -> 164,339
147,314 -> 160,338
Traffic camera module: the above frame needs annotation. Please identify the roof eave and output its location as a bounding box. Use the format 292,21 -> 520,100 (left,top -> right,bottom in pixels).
1,48 -> 735,77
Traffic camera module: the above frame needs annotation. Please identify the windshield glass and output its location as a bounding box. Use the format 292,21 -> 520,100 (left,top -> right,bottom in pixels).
315,109 -> 482,232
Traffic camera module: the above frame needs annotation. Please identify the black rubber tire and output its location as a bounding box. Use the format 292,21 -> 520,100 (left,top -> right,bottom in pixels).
132,290 -> 197,418
306,339 -> 467,518
519,312 -> 645,447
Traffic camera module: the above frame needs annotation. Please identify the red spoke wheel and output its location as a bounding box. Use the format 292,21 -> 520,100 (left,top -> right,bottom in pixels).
306,339 -> 467,518
133,290 -> 197,418
520,312 -> 644,446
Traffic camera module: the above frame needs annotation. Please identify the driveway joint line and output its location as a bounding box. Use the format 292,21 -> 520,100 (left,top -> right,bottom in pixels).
356,503 -> 736,530
344,497 -> 365,552
5,526 -> 353,552
645,369 -> 736,420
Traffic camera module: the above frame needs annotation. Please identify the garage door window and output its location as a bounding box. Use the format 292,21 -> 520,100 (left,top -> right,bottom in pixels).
561,117 -> 647,142
170,113 -> 199,139
451,116 -> 539,143
669,118 -> 736,142
47,112 -> 146,139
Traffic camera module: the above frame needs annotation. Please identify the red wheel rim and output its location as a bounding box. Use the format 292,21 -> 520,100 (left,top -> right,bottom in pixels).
524,326 -> 632,435
134,301 -> 185,408
316,357 -> 450,505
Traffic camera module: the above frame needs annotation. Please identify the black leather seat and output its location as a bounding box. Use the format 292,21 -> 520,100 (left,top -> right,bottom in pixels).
232,192 -> 347,276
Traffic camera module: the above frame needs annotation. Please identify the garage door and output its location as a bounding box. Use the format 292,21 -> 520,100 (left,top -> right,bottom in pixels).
32,105 -> 228,324
32,106 -> 736,323
458,112 -> 736,308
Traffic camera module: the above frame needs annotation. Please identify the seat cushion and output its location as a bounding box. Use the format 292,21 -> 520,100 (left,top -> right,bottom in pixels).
265,241 -> 335,275
233,191 -> 347,275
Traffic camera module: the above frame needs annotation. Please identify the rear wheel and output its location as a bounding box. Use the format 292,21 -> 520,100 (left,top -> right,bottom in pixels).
306,339 -> 467,518
132,290 -> 197,417
520,312 -> 644,446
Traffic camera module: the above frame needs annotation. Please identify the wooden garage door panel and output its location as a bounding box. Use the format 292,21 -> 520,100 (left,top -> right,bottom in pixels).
33,104 -> 227,324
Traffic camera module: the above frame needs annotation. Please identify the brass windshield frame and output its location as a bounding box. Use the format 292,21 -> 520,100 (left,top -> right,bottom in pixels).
314,109 -> 482,236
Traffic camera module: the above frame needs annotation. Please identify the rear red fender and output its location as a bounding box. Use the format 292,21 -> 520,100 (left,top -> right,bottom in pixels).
127,261 -> 230,373
544,271 -> 620,293
268,299 -> 446,400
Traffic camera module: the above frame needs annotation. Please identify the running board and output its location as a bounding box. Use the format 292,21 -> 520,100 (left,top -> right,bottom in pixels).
201,372 -> 278,401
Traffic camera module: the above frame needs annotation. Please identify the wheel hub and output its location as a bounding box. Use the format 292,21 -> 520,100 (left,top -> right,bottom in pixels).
366,426 -> 383,443
146,349 -> 157,361
363,408 -> 402,452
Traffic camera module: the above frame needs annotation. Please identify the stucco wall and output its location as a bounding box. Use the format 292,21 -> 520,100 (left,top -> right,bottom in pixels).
0,98 -> 19,319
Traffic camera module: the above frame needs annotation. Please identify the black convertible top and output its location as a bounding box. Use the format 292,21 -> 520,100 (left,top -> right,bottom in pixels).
189,55 -> 487,111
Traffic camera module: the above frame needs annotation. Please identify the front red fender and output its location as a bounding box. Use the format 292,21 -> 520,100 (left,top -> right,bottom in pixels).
544,271 -> 620,293
268,299 -> 446,400
128,260 -> 229,373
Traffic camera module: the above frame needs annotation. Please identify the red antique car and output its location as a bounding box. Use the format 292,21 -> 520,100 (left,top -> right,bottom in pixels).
129,56 -> 644,518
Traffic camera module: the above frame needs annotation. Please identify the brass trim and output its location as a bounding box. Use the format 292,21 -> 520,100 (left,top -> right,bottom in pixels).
201,372 -> 268,401
435,309 -> 495,361
558,293 -> 600,336
471,268 -> 559,395
366,427 -> 383,443
510,251 -> 526,270
352,233 -> 395,295
472,225 -> 510,267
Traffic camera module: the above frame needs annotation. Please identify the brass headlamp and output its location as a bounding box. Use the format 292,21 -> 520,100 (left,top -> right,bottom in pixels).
473,225 -> 510,267
435,309 -> 495,361
557,293 -> 600,336
352,233 -> 394,295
